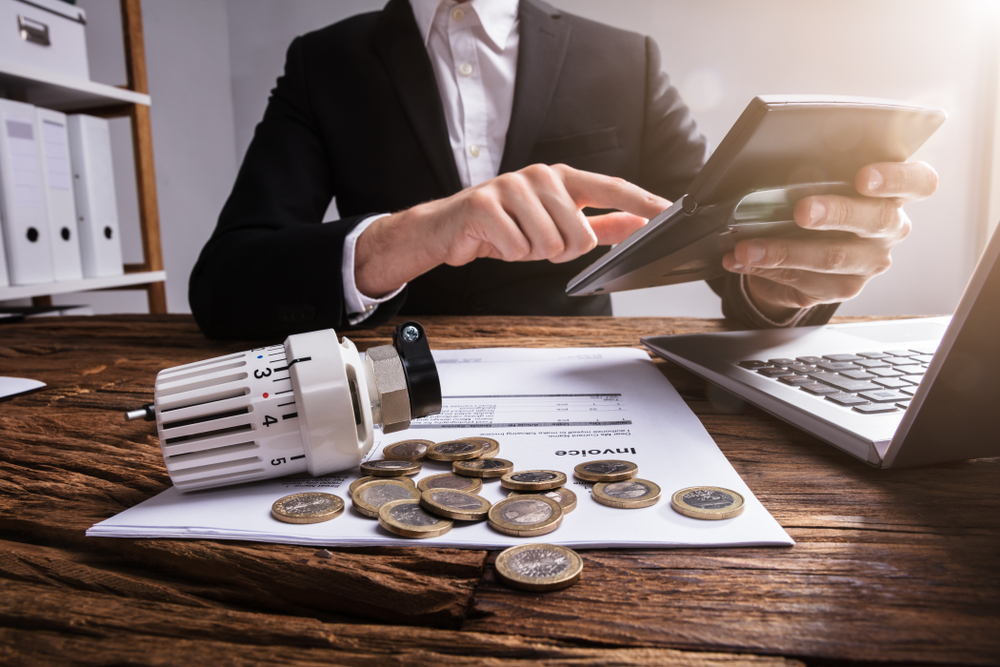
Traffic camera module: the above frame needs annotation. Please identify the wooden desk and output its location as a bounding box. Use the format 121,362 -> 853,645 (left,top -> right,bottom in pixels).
1,315 -> 997,666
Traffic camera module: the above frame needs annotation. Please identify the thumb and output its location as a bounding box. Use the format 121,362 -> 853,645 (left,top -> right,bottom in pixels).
587,212 -> 649,246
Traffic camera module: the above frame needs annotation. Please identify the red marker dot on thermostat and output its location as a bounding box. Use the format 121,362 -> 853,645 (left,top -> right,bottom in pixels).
263,392 -> 269,398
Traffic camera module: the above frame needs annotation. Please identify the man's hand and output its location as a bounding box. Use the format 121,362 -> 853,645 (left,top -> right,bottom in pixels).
722,161 -> 939,321
355,163 -> 669,298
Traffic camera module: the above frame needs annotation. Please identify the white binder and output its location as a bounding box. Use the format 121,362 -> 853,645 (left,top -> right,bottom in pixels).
0,98 -> 56,285
36,108 -> 83,282
67,114 -> 123,278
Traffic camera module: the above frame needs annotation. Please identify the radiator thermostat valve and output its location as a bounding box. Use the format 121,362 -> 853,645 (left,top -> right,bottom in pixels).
126,321 -> 441,492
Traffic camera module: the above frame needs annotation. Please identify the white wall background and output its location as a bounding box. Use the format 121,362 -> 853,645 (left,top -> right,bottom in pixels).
50,0 -> 1000,320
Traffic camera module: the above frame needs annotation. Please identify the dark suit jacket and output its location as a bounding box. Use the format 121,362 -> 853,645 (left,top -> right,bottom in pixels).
190,0 -> 831,339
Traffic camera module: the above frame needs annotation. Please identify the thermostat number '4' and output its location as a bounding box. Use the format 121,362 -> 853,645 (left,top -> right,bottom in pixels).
246,345 -> 307,469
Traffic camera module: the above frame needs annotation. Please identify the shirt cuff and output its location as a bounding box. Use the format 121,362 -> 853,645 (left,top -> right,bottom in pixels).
342,214 -> 406,326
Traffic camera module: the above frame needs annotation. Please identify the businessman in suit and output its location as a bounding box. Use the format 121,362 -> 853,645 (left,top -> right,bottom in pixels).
190,0 -> 937,339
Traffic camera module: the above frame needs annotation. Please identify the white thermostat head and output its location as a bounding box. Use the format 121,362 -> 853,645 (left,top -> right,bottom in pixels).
127,322 -> 441,492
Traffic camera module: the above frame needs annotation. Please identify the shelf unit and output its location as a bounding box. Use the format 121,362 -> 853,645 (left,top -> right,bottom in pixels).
0,0 -> 166,313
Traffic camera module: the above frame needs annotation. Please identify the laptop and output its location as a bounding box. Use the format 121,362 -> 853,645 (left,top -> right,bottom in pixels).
641,223 -> 1000,468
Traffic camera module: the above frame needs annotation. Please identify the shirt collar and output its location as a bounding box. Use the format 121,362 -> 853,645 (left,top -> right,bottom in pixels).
409,0 -> 520,50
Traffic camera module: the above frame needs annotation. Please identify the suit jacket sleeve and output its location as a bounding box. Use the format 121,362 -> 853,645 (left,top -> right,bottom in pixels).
189,36 -> 405,340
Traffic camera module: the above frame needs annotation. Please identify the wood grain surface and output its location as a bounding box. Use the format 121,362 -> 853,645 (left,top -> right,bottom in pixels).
1,315 -> 997,666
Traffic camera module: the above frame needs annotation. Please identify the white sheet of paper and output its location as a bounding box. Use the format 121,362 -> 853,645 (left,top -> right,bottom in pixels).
87,347 -> 793,549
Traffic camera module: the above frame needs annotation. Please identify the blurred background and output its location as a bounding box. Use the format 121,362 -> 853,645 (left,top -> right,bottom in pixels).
49,0 -> 1000,320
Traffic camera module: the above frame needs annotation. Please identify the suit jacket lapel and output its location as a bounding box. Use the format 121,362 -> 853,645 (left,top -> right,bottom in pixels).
374,0 -> 462,195
498,0 -> 571,174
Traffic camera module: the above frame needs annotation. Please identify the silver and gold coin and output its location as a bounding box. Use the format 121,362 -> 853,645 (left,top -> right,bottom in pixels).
271,492 -> 345,524
425,439 -> 486,461
420,488 -> 491,521
671,486 -> 745,520
488,495 -> 563,537
416,473 -> 484,494
383,439 -> 433,462
592,478 -> 661,509
360,459 -> 422,477
459,436 -> 500,459
495,543 -> 583,591
378,499 -> 453,538
508,487 -> 577,514
351,478 -> 421,518
573,459 -> 638,482
453,457 -> 514,478
500,470 -> 567,492
349,475 -> 414,498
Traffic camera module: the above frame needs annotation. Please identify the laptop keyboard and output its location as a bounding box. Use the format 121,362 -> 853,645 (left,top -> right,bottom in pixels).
738,348 -> 936,415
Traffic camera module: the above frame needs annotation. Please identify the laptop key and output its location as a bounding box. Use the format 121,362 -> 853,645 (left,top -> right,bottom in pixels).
738,360 -> 771,369
894,364 -> 925,375
823,354 -> 863,362
896,401 -> 911,409
816,361 -> 861,372
912,354 -> 935,364
884,350 -> 918,357
826,392 -> 870,406
882,356 -> 915,365
901,375 -> 924,384
808,372 -> 881,392
853,404 -> 899,414
855,358 -> 891,369
768,358 -> 797,367
787,363 -> 815,374
868,367 -> 904,378
900,386 -> 919,396
873,377 -> 910,389
910,346 -> 938,355
758,367 -> 796,377
780,375 -> 815,386
858,352 -> 889,359
858,389 -> 911,403
840,369 -> 876,380
796,356 -> 824,364
800,382 -> 839,395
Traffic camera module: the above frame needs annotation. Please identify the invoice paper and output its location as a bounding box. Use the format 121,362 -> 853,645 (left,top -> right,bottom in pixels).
87,347 -> 793,549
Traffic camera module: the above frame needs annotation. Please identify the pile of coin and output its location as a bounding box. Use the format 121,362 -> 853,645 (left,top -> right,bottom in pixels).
574,459 -> 661,509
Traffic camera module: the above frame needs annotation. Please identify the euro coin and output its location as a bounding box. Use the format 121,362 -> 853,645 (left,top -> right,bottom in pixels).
459,436 -> 500,459
488,495 -> 563,537
453,457 -> 514,478
500,470 -> 567,491
508,487 -> 577,514
352,478 -> 421,518
420,488 -> 491,521
573,459 -> 638,482
383,439 -> 433,462
592,478 -> 661,509
671,486 -> 745,520
360,459 -> 422,477
378,499 -> 453,538
417,473 -> 483,494
426,439 -> 485,461
350,475 -> 414,498
495,543 -> 583,591
271,492 -> 344,524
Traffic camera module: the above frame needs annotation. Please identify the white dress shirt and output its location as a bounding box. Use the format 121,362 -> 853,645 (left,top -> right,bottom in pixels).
342,0 -> 521,324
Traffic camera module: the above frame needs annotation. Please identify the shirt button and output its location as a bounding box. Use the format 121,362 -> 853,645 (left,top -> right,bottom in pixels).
451,6 -> 465,21
469,144 -> 481,157
458,62 -> 474,77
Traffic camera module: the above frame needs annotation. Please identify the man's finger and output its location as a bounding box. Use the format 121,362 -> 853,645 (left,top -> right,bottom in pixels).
725,234 -> 892,275
854,161 -> 938,201
587,212 -> 649,246
794,195 -> 911,240
744,271 -> 868,308
557,165 -> 671,219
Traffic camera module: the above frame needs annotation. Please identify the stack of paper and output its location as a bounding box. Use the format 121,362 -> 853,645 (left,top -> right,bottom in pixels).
88,348 -> 793,549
